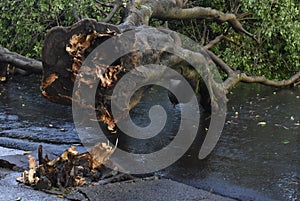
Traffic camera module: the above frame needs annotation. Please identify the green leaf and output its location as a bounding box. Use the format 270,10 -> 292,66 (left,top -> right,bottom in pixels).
257,121 -> 267,126
281,139 -> 290,145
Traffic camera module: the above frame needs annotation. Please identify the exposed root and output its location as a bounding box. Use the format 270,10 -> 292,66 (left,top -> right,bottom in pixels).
16,143 -> 121,191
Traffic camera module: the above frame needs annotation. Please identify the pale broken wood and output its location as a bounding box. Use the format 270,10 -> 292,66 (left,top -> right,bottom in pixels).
90,139 -> 118,169
16,155 -> 39,185
16,143 -> 119,189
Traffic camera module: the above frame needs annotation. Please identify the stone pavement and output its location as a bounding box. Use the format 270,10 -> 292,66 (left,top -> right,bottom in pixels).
0,146 -> 236,201
66,178 -> 237,201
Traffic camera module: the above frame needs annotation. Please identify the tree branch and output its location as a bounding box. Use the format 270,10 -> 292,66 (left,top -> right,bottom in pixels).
158,7 -> 258,43
204,49 -> 234,74
240,72 -> 300,87
204,48 -> 300,92
94,0 -> 115,8
122,0 -> 182,26
72,8 -> 81,22
204,35 -> 225,50
0,46 -> 42,74
102,1 -> 124,23
224,70 -> 300,91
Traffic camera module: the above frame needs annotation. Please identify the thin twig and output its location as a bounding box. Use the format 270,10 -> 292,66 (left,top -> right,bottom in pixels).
204,49 -> 234,74
204,35 -> 225,50
102,1 -> 124,23
95,0 -> 115,7
73,8 -> 81,22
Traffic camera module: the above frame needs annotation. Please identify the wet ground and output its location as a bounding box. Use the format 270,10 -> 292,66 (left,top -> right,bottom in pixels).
0,74 -> 85,155
0,74 -> 299,201
157,84 -> 299,201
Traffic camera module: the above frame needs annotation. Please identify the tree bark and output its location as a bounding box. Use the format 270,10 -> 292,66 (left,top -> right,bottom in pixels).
0,0 -> 299,130
38,0 -> 300,130
0,62 -> 7,82
41,17 -> 209,129
0,46 -> 42,74
41,19 -> 120,105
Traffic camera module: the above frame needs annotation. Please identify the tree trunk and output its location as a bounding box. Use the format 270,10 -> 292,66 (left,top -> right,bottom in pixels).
39,0 -> 299,130
41,13 -> 229,129
0,0 -> 298,130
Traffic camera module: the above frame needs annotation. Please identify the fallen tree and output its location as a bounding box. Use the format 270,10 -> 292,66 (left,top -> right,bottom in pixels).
0,0 -> 298,192
1,0 -> 299,126
0,0 -> 300,129
38,0 -> 300,129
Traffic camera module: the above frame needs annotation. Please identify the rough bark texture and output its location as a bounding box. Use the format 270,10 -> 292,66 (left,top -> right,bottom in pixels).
39,0 -> 300,130
41,19 -> 120,105
0,0 -> 299,129
204,39 -> 300,91
0,46 -> 42,74
41,15 -> 224,130
0,0 -> 297,192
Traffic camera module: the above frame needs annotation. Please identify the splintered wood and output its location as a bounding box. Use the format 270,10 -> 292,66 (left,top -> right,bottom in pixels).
41,19 -> 150,131
40,19 -> 121,108
66,30 -> 126,130
16,143 -> 118,190
64,28 -> 123,130
65,31 -> 116,78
